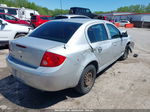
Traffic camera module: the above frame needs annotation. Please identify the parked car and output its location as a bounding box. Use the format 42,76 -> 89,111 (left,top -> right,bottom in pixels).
6,19 -> 134,94
69,7 -> 97,19
0,18 -> 32,46
0,4 -> 39,21
117,20 -> 130,27
31,15 -> 54,28
0,13 -> 31,26
55,14 -> 90,19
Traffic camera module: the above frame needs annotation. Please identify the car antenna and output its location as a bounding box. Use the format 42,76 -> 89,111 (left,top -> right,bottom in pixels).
64,44 -> 66,49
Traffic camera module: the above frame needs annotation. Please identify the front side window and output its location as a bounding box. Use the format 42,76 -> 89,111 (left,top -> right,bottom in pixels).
106,24 -> 121,39
5,15 -> 16,20
86,9 -> 91,13
29,21 -> 82,43
88,24 -> 108,43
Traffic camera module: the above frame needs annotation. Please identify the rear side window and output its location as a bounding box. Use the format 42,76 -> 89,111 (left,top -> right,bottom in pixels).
29,21 -> 82,43
120,20 -> 128,23
106,24 -> 121,39
88,24 -> 108,43
31,16 -> 36,20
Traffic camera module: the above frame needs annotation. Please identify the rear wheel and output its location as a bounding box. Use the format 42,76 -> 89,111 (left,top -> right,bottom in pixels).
15,34 -> 26,39
75,65 -> 96,95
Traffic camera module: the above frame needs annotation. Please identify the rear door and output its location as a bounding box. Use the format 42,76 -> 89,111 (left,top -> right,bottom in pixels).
106,23 -> 123,59
86,23 -> 114,68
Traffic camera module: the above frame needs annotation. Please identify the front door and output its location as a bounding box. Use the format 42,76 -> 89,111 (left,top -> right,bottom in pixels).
106,23 -> 123,59
0,19 -> 13,41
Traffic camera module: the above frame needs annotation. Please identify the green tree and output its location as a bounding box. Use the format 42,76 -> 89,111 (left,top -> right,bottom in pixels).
146,3 -> 150,13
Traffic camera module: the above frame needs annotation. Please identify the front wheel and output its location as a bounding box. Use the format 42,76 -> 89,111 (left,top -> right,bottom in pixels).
75,65 -> 96,95
120,45 -> 130,60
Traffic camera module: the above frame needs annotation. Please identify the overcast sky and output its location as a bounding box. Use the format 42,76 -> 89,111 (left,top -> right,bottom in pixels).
28,0 -> 150,12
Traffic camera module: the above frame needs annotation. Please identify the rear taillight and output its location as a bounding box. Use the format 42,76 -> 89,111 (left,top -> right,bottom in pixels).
40,52 -> 66,67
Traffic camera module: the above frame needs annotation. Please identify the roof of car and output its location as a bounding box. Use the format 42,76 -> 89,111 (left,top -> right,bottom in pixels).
56,14 -> 89,18
32,15 -> 52,17
52,18 -> 110,24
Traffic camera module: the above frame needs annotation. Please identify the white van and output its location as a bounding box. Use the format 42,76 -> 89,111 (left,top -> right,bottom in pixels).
0,4 -> 39,21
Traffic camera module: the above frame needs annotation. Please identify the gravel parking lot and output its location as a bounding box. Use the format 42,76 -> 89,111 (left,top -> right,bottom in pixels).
0,28 -> 150,110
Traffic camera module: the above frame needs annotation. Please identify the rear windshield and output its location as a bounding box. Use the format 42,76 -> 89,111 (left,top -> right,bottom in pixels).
29,21 -> 82,43
55,16 -> 68,19
71,16 -> 89,19
40,16 -> 54,20
31,16 -> 36,20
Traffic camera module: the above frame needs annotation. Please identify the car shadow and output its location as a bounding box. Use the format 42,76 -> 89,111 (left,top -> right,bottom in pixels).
96,61 -> 117,78
0,75 -> 81,109
0,46 -> 8,50
0,61 -> 116,109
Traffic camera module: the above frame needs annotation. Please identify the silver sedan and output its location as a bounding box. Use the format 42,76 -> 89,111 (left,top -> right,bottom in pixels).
6,19 -> 133,94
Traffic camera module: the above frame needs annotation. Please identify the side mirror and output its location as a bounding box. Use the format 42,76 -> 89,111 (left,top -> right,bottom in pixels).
121,30 -> 128,37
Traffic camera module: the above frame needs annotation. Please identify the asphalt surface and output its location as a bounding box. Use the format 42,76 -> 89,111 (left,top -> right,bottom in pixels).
0,28 -> 150,110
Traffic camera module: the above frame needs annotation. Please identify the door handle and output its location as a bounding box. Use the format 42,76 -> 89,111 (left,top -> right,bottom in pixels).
97,47 -> 102,53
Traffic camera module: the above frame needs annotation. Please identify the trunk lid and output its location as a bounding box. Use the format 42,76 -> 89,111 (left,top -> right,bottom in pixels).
9,37 -> 64,68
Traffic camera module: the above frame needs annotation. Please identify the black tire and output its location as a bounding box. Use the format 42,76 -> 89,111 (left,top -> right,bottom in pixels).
120,45 -> 130,60
75,65 -> 96,95
15,34 -> 26,39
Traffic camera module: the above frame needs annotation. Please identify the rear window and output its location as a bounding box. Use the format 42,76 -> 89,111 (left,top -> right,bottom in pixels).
31,16 -> 36,20
40,16 -> 54,20
71,16 -> 89,19
55,16 -> 68,19
29,21 -> 82,43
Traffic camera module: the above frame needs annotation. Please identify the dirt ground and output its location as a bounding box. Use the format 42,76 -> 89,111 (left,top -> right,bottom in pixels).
0,28 -> 150,110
